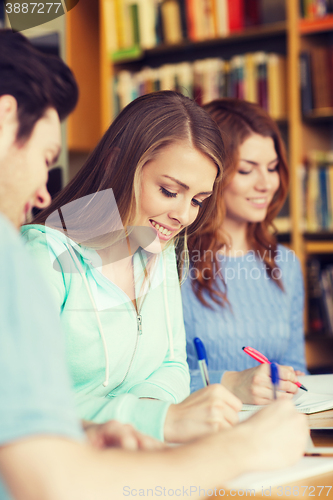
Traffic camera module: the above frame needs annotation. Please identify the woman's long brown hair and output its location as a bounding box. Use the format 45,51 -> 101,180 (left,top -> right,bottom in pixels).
30,91 -> 225,278
187,98 -> 289,308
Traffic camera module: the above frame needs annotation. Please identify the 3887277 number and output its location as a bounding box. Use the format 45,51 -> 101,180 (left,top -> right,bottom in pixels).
276,485 -> 332,496
5,3 -> 62,14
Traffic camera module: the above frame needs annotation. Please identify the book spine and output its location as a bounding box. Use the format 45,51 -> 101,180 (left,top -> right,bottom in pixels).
137,0 -> 157,49
319,167 -> 329,229
244,53 -> 257,103
185,0 -> 196,40
178,0 -> 189,39
227,0 -> 244,32
214,0 -> 229,37
320,270 -> 333,335
300,52 -> 314,116
102,0 -> 119,55
328,165 -> 333,230
161,0 -> 183,44
307,258 -> 329,335
311,46 -> 331,109
255,52 -> 268,111
244,0 -> 260,27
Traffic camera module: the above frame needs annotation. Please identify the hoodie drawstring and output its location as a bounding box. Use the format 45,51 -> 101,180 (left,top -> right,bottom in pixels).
65,243 -> 174,387
163,252 -> 174,361
65,244 -> 110,387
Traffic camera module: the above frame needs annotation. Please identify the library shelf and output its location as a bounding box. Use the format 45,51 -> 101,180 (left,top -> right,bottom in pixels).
111,21 -> 287,66
299,14 -> 333,35
305,241 -> 333,254
303,108 -> 333,122
66,0 -> 333,370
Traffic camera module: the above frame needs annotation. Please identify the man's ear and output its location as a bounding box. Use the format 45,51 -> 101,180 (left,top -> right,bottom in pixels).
0,95 -> 18,130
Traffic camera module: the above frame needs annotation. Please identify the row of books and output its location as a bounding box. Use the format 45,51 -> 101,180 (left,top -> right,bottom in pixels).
102,0 -> 285,53
308,258 -> 333,337
303,151 -> 333,232
113,52 -> 287,119
299,0 -> 333,18
300,47 -> 333,114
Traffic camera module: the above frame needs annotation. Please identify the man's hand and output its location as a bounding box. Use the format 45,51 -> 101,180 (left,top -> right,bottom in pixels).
83,420 -> 166,451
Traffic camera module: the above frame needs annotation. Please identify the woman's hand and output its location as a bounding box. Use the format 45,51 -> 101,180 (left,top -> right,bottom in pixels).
221,364 -> 299,405
163,384 -> 242,443
83,420 -> 166,451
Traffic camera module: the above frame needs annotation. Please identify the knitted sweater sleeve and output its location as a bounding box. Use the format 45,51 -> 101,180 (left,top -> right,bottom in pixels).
279,256 -> 308,373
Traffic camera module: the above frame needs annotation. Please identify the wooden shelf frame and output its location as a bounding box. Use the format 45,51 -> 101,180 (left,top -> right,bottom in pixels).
305,241 -> 333,254
64,0 -> 333,370
300,13 -> 333,34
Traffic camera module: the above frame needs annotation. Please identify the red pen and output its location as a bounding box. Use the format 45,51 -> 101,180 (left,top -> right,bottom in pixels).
242,346 -> 308,392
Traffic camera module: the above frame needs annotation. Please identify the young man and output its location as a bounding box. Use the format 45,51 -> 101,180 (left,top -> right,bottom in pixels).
0,29 -> 308,500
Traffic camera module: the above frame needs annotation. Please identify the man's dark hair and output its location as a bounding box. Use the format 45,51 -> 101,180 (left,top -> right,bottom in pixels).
0,29 -> 78,142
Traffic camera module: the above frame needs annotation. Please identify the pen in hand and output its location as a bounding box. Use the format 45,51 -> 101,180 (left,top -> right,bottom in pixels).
242,346 -> 308,392
270,361 -> 279,400
194,337 -> 210,387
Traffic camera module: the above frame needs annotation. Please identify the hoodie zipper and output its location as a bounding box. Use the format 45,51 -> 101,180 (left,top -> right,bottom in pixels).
110,312 -> 142,392
112,252 -> 148,389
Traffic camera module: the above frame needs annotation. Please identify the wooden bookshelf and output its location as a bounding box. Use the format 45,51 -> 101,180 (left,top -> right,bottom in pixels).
66,0 -> 101,151
112,20 -> 287,64
65,0 -> 333,370
300,13 -> 333,34
305,241 -> 333,254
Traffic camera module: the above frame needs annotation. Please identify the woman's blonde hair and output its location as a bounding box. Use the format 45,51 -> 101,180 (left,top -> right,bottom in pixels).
31,91 -> 225,278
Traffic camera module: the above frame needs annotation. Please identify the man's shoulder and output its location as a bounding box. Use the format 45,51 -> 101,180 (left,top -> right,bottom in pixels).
0,213 -> 22,249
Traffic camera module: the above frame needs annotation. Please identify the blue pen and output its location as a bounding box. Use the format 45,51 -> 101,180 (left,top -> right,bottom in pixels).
194,337 -> 210,387
270,361 -> 279,400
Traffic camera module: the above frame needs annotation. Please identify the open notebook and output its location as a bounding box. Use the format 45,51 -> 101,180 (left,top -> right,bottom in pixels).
240,375 -> 333,419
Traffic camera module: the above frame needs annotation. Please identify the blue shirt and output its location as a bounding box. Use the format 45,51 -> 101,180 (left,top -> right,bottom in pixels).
181,245 -> 308,393
0,214 -> 83,499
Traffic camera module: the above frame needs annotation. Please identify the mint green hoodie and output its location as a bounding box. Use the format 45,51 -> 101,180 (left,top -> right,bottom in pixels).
21,225 -> 190,441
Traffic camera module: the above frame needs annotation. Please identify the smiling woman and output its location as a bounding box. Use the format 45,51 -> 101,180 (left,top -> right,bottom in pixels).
182,98 -> 308,406
138,142 -> 217,250
20,91 -> 246,444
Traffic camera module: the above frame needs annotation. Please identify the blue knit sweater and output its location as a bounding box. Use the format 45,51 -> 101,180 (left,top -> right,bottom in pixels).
181,245 -> 308,393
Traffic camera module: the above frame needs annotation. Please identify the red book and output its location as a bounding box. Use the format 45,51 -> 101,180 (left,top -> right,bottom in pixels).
227,0 -> 244,32
185,0 -> 196,40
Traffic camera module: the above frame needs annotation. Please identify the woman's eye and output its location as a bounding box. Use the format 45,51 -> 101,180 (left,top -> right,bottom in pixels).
192,199 -> 203,208
160,187 -> 177,198
238,170 -> 252,175
268,165 -> 279,172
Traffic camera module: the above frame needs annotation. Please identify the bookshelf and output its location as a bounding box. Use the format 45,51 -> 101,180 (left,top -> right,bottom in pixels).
65,0 -> 333,372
